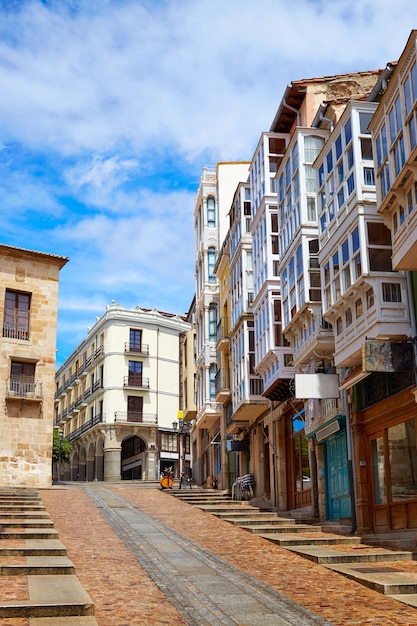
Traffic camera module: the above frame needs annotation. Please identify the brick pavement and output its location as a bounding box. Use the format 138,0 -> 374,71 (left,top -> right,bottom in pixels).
39,485 -> 417,626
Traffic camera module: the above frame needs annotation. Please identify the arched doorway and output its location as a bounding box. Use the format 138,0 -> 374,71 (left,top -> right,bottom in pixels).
86,442 -> 96,482
121,435 -> 146,480
79,447 -> 86,481
71,451 -> 79,481
96,437 -> 104,481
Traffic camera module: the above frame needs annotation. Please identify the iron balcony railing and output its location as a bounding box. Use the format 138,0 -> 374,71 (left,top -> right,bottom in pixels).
124,342 -> 150,355
7,379 -> 42,400
215,368 -> 230,394
67,413 -> 104,442
114,412 -> 157,424
3,324 -> 29,341
123,376 -> 150,389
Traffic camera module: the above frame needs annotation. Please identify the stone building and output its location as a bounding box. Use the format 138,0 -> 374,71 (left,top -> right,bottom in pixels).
0,244 -> 68,487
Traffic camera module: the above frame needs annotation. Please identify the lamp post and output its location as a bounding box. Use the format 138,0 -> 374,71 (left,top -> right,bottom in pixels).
57,430 -> 64,482
172,413 -> 192,479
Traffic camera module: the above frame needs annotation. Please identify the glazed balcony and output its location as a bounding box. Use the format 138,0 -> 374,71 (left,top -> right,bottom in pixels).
216,318 -> 229,351
214,368 -> 231,402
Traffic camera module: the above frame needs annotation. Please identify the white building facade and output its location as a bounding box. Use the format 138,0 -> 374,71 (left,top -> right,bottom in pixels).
55,302 -> 190,482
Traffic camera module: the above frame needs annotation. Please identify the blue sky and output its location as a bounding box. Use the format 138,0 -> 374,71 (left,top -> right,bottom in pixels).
0,0 -> 414,367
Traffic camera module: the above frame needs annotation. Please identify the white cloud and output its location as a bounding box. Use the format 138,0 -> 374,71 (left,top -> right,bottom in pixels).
0,0 -> 413,161
1,0 -> 416,365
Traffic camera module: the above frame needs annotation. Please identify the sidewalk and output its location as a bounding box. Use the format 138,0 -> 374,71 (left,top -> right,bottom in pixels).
37,484 -> 417,626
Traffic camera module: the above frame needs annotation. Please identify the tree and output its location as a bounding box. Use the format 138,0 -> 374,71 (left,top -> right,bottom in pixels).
52,429 -> 72,464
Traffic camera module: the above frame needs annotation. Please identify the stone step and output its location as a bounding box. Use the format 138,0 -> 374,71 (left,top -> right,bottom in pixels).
223,517 -> 306,528
0,505 -> 46,512
30,618 -> 99,625
0,511 -> 50,518
0,574 -> 95,618
0,556 -> 75,576
285,544 -> 416,564
0,519 -> 54,529
215,511 -> 294,521
360,532 -> 417,550
196,505 -> 261,514
0,528 -> 59,540
258,533 -> 363,547
0,498 -> 44,508
328,563 -> 417,595
246,524 -> 324,535
0,539 -> 68,557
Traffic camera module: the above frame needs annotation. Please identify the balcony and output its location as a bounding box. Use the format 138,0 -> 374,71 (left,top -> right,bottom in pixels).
123,376 -> 150,389
3,324 -> 29,341
214,368 -> 231,402
216,318 -> 229,351
94,345 -> 105,363
67,413 -> 104,442
124,342 -> 150,356
114,412 -> 157,424
304,398 -> 346,439
232,377 -> 269,422
196,400 -> 222,428
6,380 -> 42,401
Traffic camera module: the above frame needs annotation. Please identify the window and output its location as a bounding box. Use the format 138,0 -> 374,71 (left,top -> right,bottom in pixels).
382,283 -> 401,302
128,361 -> 143,386
336,317 -> 342,335
345,308 -> 352,327
307,197 -> 317,221
355,298 -> 363,318
129,329 -> 142,352
368,222 -> 393,272
3,290 -> 31,340
9,361 -> 35,396
344,117 -> 352,145
360,138 -> 373,160
161,432 -> 177,452
207,196 -> 216,226
209,304 -> 217,342
304,136 -> 324,164
363,168 -> 375,186
347,173 -> 355,195
359,112 -> 373,134
127,396 -> 143,422
207,247 -> 217,283
366,287 -> 374,309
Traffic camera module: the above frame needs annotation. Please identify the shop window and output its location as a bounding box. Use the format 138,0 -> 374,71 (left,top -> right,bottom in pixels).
389,420 -> 417,501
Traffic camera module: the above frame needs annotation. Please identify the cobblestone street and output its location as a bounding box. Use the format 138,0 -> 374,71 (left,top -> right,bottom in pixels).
28,484 -> 417,626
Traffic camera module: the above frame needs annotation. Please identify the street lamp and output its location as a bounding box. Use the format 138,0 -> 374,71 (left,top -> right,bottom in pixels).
172,413 -> 192,479
57,430 -> 64,482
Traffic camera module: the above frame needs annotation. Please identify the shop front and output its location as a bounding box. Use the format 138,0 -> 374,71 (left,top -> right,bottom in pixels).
351,373 -> 417,533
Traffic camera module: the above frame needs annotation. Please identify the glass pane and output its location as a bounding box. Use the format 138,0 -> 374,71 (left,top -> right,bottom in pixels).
388,419 -> 417,502
372,437 -> 386,504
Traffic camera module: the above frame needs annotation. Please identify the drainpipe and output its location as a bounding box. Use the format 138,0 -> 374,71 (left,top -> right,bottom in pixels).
342,383 -> 357,533
310,437 -> 319,519
282,99 -> 301,126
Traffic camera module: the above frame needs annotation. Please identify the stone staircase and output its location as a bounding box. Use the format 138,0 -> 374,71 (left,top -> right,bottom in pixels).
0,487 -> 98,624
168,488 -> 417,609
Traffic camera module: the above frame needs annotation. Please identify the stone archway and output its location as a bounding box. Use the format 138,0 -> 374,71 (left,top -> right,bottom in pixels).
86,442 -> 96,482
96,437 -> 104,481
71,450 -> 79,481
79,447 -> 87,481
121,435 -> 146,480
